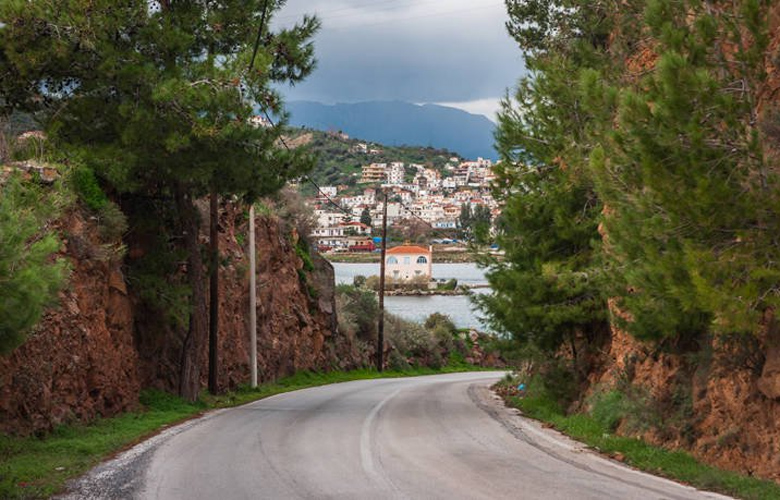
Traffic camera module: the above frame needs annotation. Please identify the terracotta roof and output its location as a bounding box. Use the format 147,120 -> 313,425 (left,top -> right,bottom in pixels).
386,245 -> 431,255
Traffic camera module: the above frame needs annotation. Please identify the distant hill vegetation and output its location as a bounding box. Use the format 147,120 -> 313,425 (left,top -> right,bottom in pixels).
287,129 -> 462,197
285,101 -> 497,161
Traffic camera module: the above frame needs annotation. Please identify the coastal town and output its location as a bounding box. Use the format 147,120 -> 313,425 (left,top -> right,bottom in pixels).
308,155 -> 501,254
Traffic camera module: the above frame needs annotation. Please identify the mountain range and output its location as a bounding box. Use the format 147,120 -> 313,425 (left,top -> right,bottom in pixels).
284,101 -> 497,161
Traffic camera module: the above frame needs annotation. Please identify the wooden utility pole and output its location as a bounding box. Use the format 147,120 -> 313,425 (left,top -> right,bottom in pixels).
249,204 -> 258,388
377,189 -> 388,372
208,188 -> 219,394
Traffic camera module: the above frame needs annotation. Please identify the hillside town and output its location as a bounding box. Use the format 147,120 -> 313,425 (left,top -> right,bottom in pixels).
309,157 -> 500,252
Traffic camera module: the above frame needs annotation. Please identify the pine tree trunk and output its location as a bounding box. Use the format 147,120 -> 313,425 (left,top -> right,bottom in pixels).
176,185 -> 207,402
208,187 -> 219,395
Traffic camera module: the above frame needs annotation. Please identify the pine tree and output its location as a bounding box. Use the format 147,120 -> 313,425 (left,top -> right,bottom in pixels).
360,207 -> 372,227
588,0 -> 778,339
0,0 -> 319,400
476,0 -> 614,376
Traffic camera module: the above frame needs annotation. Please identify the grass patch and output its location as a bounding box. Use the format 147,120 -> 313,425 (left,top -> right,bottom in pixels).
498,375 -> 780,500
0,364 -> 490,499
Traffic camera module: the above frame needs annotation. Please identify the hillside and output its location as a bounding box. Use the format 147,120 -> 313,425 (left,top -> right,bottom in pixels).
286,101 -> 497,161
288,129 -> 463,196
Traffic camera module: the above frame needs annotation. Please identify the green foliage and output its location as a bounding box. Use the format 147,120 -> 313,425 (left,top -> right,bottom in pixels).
70,167 -> 108,212
336,284 -> 379,341
296,239 -> 315,273
588,0 -> 778,339
69,166 -> 128,241
436,278 -> 458,291
0,175 -> 68,354
289,129 -> 462,195
497,375 -> 780,500
459,203 -> 492,243
588,390 -> 629,432
0,2 -> 322,398
475,0 -> 611,374
360,207 -> 372,227
484,0 -> 779,367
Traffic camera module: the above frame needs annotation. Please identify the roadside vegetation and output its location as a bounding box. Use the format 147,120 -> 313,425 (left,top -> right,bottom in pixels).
336,282 -> 502,370
472,0 -> 780,488
494,374 -> 780,500
0,366 -> 493,500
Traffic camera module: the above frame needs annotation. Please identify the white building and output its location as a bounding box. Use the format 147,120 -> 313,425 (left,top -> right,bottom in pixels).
386,162 -> 405,185
315,210 -> 348,228
384,244 -> 433,282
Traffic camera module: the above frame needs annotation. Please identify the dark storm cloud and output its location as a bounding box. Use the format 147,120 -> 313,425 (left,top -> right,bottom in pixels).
272,0 -> 525,111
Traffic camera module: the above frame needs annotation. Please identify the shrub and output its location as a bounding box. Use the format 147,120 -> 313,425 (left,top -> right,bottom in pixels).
97,201 -> 128,241
0,176 -> 68,354
71,167 -> 108,212
589,390 -> 628,432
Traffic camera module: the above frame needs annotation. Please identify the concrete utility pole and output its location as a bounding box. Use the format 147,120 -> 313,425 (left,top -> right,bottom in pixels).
249,204 -> 258,388
377,189 -> 388,372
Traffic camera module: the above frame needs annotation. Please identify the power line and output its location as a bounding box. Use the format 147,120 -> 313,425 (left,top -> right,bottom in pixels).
257,107 -> 476,240
258,109 -> 354,218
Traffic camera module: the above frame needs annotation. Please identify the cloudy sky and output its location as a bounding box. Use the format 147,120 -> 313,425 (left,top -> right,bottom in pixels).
271,0 -> 526,122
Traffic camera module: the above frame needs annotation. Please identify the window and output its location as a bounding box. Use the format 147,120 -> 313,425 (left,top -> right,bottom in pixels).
415,270 -> 422,276
387,256 -> 398,265
403,257 -> 411,265
416,256 -> 428,264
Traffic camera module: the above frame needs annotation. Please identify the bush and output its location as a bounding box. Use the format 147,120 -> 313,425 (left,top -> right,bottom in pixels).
437,278 -> 458,291
424,312 -> 456,333
97,201 -> 128,241
335,284 -> 378,341
71,167 -> 108,212
589,390 -> 628,432
0,176 -> 68,354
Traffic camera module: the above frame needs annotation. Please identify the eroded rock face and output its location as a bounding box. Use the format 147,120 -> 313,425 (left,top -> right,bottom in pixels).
207,205 -> 368,390
1,201 -> 367,435
590,319 -> 780,483
757,336 -> 780,400
0,210 -> 141,435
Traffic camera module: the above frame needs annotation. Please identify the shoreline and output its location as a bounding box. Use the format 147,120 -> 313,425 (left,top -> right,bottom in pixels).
323,249 -> 497,264
384,285 -> 489,297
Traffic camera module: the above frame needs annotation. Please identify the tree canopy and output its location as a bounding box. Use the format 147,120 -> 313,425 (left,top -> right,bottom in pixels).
479,0 -> 779,367
0,0 -> 321,399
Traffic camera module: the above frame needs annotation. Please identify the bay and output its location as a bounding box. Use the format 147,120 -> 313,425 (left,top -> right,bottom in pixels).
331,262 -> 491,330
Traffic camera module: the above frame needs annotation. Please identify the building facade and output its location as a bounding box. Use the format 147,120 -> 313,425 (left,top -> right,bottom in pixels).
384,244 -> 433,282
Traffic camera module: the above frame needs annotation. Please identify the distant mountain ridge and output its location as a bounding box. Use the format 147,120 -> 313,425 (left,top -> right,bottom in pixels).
285,101 -> 496,161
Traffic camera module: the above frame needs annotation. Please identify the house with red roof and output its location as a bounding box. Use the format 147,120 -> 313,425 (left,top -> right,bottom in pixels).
385,244 -> 432,282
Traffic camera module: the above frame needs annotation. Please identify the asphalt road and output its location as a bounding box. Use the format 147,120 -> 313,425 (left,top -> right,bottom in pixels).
63,372 -> 731,500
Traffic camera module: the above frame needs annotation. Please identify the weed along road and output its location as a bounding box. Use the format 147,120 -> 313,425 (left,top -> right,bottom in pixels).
63,372 -> 730,500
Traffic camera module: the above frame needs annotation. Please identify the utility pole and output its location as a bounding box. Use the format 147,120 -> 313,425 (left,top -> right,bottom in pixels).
208,186 -> 219,395
377,189 -> 388,372
249,204 -> 258,388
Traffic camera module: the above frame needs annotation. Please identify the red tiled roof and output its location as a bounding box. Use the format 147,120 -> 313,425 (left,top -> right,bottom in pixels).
386,245 -> 431,255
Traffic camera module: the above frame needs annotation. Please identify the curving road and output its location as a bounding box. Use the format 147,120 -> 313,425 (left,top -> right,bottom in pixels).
63,372 -> 730,500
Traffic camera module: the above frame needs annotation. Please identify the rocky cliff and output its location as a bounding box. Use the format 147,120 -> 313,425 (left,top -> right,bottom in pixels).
0,208 -> 140,435
0,200 -> 366,435
582,6 -> 780,481
587,320 -> 779,482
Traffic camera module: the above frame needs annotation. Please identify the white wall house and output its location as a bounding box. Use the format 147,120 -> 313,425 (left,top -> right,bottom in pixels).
384,245 -> 433,281
315,210 -> 348,228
